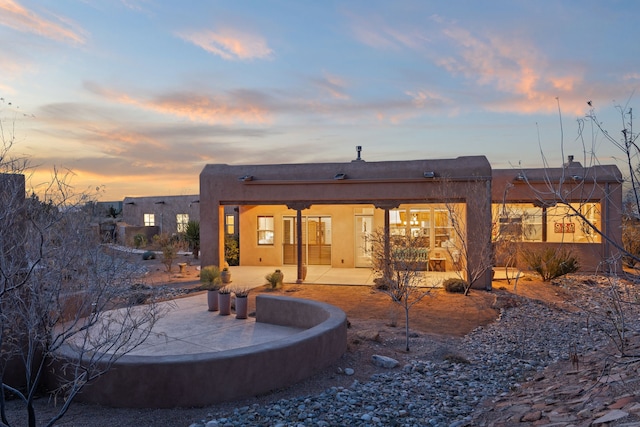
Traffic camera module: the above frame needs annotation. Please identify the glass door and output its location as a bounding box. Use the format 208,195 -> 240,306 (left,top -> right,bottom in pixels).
355,215 -> 373,267
283,216 -> 331,265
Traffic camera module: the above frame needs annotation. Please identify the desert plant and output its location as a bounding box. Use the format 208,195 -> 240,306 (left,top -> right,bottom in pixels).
265,269 -> 284,289
442,278 -> 468,293
199,265 -> 221,290
153,233 -> 179,272
233,286 -> 250,297
133,233 -> 147,249
622,216 -> 640,268
185,220 -> 200,259
217,286 -> 232,294
522,247 -> 579,281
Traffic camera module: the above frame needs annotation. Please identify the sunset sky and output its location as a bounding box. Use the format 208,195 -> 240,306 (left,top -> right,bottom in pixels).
1,0 -> 639,200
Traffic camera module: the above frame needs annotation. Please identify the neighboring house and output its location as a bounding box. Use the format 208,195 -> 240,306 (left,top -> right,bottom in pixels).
199,153 -> 623,290
120,195 -> 237,246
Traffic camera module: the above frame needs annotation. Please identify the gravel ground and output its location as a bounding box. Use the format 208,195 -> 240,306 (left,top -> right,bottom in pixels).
6,274 -> 640,427
184,276 -> 639,427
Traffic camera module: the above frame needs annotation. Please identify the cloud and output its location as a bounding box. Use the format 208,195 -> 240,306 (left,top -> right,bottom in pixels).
0,0 -> 86,44
176,28 -> 273,60
84,82 -> 272,124
312,73 -> 350,100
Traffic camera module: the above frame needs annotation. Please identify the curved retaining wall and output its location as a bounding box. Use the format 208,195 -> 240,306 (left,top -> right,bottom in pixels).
47,294 -> 347,408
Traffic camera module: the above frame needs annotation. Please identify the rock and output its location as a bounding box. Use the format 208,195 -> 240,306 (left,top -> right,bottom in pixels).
592,409 -> 629,425
344,368 -> 354,376
371,354 -> 399,368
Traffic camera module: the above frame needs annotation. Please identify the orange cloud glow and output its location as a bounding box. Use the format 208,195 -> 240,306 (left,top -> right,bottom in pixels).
85,83 -> 271,125
177,28 -> 273,60
0,0 -> 85,44
438,27 -> 586,115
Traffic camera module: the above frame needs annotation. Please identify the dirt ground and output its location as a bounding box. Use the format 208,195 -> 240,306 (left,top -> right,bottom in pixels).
6,255 -> 574,426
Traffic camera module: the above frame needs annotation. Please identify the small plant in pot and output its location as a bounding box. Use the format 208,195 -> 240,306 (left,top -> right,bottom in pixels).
217,286 -> 232,315
233,287 -> 250,319
220,266 -> 232,284
265,269 -> 284,289
200,266 -> 222,311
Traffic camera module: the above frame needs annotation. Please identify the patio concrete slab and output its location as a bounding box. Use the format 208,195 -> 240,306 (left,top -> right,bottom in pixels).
121,295 -> 304,357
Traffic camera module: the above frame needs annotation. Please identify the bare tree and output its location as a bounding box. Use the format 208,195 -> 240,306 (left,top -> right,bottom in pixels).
370,229 -> 434,351
0,120 -> 164,427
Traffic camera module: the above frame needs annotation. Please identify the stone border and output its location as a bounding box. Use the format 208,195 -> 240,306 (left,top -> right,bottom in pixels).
47,294 -> 347,408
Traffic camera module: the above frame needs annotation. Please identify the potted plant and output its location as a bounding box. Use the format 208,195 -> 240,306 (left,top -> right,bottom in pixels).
220,266 -> 232,284
265,269 -> 284,289
233,287 -> 250,319
218,286 -> 232,315
200,265 -> 221,311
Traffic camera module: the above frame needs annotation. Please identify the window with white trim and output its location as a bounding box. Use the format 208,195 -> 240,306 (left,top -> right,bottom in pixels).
144,213 -> 155,226
257,216 -> 274,245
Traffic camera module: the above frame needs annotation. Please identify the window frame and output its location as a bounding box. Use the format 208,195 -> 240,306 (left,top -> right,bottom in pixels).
257,215 -> 275,245
144,213 -> 155,227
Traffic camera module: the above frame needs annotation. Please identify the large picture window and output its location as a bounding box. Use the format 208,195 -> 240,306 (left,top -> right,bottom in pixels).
257,216 -> 274,245
144,213 -> 155,226
492,202 -> 600,243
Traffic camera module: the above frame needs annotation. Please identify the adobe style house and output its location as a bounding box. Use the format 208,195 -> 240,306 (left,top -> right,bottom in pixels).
199,153 -> 623,289
120,195 -> 238,246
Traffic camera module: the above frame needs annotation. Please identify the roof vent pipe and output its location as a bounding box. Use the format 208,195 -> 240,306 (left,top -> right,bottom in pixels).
352,146 -> 365,162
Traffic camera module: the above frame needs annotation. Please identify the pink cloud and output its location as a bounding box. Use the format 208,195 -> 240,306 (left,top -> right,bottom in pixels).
84,82 -> 271,124
438,27 -> 586,114
0,0 -> 85,44
176,28 -> 273,60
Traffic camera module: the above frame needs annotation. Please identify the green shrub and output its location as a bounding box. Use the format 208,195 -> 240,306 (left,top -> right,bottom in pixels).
521,247 -> 579,281
265,269 -> 284,289
442,278 -> 468,293
200,265 -> 222,290
225,235 -> 239,266
185,220 -> 200,259
133,233 -> 147,249
142,250 -> 156,260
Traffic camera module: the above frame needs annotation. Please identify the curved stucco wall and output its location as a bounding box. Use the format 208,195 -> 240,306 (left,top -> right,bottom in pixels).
47,294 -> 347,408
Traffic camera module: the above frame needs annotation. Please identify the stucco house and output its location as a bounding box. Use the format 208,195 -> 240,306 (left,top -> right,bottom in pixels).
199,152 -> 622,289
120,195 -> 238,246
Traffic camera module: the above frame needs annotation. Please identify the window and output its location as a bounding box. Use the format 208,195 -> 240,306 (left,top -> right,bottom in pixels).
257,216 -> 274,245
225,214 -> 235,235
492,204 -> 542,242
176,214 -> 189,233
144,213 -> 155,226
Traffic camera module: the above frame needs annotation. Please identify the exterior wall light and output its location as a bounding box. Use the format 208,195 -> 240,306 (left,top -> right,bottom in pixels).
515,173 -> 525,181
334,173 -> 346,180
239,175 -> 253,182
571,175 -> 583,181
423,171 -> 435,178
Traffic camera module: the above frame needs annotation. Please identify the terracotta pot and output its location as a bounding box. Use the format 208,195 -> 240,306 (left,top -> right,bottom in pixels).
218,292 -> 231,315
221,269 -> 232,284
207,290 -> 219,312
235,296 -> 248,319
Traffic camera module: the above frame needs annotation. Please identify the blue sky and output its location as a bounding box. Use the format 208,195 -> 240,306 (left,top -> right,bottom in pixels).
1,0 -> 639,200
